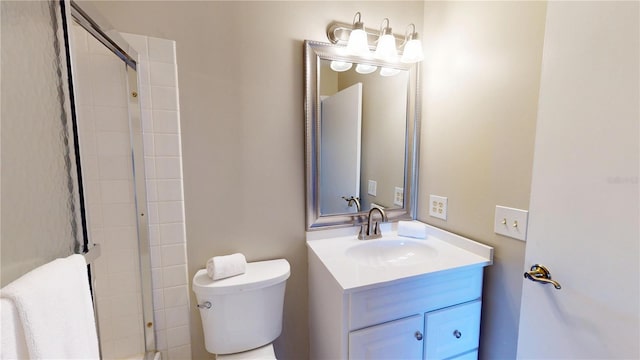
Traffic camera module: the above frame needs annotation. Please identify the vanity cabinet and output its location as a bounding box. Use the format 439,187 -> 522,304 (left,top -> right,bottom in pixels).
307,223 -> 493,360
349,300 -> 481,360
308,250 -> 486,360
423,300 -> 481,359
349,314 -> 424,359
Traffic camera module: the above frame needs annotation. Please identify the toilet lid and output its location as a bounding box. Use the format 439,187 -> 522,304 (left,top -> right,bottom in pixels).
193,259 -> 290,295
216,344 -> 276,360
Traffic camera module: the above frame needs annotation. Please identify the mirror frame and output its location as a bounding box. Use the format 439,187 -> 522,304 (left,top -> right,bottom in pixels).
304,40 -> 421,230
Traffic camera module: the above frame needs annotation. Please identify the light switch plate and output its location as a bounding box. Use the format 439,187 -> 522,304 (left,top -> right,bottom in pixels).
367,180 -> 377,196
393,187 -> 404,206
494,205 -> 529,241
429,195 -> 447,220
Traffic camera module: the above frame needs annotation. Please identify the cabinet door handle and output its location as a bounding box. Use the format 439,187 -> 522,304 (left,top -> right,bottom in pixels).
414,331 -> 423,341
453,330 -> 462,339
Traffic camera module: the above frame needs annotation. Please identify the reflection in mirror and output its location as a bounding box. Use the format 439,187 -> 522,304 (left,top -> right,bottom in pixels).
305,40 -> 421,230
319,59 -> 407,215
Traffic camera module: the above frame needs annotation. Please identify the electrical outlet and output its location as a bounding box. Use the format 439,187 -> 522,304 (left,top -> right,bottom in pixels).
393,187 -> 404,206
368,180 -> 377,196
429,195 -> 447,220
494,205 -> 529,241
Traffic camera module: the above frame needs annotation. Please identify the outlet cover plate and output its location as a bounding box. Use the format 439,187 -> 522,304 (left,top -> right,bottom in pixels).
494,205 -> 529,241
393,187 -> 404,206
429,195 -> 447,220
368,180 -> 377,196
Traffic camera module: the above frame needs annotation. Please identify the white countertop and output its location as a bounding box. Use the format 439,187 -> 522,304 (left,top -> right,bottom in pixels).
306,221 -> 493,292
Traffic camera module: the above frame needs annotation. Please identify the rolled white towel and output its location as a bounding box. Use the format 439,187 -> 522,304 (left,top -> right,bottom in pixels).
206,253 -> 247,280
397,220 -> 427,239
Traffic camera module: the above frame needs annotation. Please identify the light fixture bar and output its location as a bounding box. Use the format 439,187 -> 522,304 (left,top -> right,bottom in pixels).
327,21 -> 406,49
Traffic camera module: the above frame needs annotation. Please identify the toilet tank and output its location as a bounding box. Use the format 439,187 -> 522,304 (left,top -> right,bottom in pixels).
192,259 -> 290,355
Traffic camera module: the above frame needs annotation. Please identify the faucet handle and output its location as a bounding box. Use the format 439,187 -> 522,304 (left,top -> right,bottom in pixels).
373,221 -> 381,235
357,224 -> 368,240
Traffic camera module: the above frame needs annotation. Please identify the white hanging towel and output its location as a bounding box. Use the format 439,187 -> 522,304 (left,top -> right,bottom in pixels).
0,254 -> 99,359
206,253 -> 247,280
1,298 -> 29,359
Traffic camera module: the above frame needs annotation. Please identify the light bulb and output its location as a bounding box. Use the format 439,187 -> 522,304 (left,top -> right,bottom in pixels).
346,28 -> 370,57
355,64 -> 377,74
401,39 -> 424,63
330,61 -> 352,72
374,34 -> 397,61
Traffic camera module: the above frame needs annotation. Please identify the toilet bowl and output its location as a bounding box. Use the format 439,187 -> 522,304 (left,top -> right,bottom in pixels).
192,259 -> 290,359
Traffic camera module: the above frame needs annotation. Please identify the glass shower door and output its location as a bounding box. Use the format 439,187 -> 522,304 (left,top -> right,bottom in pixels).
1,0 -> 85,286
69,19 -> 153,359
1,2 -> 155,357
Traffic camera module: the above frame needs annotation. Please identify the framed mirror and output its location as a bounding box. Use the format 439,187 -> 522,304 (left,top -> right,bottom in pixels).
304,40 -> 421,230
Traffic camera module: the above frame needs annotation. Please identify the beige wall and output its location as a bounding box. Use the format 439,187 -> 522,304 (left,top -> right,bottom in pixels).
419,2 -> 547,359
91,2 -> 424,359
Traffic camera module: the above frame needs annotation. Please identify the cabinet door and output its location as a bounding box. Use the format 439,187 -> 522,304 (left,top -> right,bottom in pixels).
424,301 -> 481,360
349,315 -> 423,360
447,350 -> 478,360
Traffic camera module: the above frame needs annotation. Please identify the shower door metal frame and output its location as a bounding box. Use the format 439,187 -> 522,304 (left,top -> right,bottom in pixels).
63,0 -> 156,356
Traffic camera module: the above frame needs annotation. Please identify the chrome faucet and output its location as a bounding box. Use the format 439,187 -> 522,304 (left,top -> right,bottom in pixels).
358,207 -> 388,240
342,196 -> 361,212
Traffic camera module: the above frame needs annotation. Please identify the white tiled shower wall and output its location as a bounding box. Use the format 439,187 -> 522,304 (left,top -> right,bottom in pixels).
71,23 -> 146,359
122,33 -> 191,360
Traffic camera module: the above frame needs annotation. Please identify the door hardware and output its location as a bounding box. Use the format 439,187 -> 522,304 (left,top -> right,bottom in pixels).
524,264 -> 561,289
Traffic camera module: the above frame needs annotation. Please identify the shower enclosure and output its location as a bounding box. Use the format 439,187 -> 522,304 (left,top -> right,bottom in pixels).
69,3 -> 156,359
1,1 -> 157,359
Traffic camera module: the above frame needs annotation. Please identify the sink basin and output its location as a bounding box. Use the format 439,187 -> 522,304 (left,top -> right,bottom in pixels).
346,239 -> 438,267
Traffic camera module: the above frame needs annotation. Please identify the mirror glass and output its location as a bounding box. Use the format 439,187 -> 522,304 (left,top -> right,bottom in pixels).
305,40 -> 420,230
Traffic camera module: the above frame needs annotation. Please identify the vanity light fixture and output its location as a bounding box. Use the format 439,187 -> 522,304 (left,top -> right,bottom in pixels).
330,60 -> 353,72
326,12 -> 424,64
346,12 -> 370,57
400,24 -> 424,63
355,63 -> 377,74
374,18 -> 397,62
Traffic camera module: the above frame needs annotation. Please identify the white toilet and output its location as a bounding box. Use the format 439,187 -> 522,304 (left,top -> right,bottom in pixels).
192,259 -> 290,359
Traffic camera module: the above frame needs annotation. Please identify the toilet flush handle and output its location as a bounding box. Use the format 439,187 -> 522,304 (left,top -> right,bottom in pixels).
197,301 -> 212,310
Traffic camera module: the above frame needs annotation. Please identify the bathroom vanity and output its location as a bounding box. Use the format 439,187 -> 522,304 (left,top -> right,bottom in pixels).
307,222 -> 493,360
304,38 -> 492,360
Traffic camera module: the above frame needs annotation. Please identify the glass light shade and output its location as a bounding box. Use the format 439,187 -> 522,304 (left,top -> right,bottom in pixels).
330,61 -> 352,72
380,67 -> 401,77
346,28 -> 370,57
355,64 -> 377,74
401,39 -> 424,63
374,34 -> 397,61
